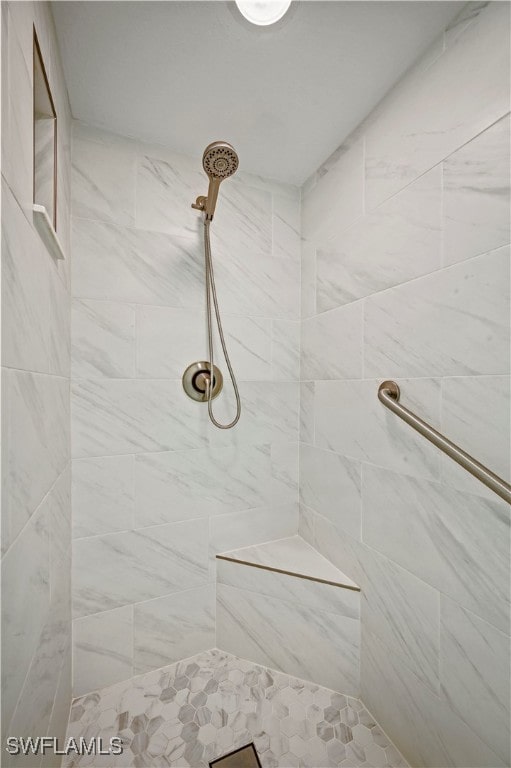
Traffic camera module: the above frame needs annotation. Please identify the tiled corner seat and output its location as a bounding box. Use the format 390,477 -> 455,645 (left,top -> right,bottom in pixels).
215,535 -> 361,695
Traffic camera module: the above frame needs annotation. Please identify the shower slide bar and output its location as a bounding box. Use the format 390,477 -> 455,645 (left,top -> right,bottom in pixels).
378,380 -> 511,505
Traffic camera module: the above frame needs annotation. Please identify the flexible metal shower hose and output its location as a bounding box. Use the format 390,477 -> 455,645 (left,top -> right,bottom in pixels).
203,218 -> 241,429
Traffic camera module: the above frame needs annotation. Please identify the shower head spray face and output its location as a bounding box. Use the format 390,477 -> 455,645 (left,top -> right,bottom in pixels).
203,141 -> 239,180
199,141 -> 239,220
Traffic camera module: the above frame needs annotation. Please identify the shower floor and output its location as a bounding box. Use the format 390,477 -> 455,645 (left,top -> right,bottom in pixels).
65,649 -> 408,768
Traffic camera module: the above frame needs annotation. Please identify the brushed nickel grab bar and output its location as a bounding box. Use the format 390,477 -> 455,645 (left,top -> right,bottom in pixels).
378,380 -> 511,505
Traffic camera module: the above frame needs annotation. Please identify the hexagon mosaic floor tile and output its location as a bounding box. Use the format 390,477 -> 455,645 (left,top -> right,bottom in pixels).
65,649 -> 408,768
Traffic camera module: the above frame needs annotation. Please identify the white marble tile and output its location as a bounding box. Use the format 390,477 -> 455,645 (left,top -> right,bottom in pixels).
73,606 -> 133,696
210,178 -> 272,258
440,596 -> 510,764
443,115 -> 510,266
137,306 -> 272,382
364,2 -> 510,210
272,194 -> 301,261
1,502 -> 50,732
73,519 -> 209,618
4,369 -> 69,546
440,375 -> 510,500
301,242 -> 316,319
135,305 -> 204,380
300,381 -> 314,444
49,466 -> 72,600
219,535 -> 359,591
298,504 -> 315,547
316,167 -> 442,312
72,130 -> 137,225
300,444 -> 361,540
302,140 -> 364,246
314,378 -> 441,481
275,257 -> 301,322
72,218 -> 204,308
362,465 -> 510,633
271,440 -> 299,507
135,148 -> 205,238
361,548 -> 440,694
362,631 -> 506,768
218,557 -> 359,619
49,262 -> 71,377
72,299 -> 135,378
208,381 -> 299,449
364,246 -> 510,378
272,320 -> 300,382
210,503 -> 298,574
8,613 -> 67,752
2,180 -> 50,373
301,302 -> 363,381
72,455 -> 135,539
217,584 -> 360,695
42,645 -> 72,768
313,514 -> 369,601
134,443 -> 272,527
71,378 -> 208,457
133,586 -> 215,675
2,6 -> 33,219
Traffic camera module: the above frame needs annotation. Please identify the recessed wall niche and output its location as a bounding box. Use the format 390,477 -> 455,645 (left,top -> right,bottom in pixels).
33,27 -> 65,259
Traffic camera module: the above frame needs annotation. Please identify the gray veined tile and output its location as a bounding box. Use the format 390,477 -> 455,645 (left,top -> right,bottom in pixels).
272,320 -> 300,382
72,455 -> 135,539
217,584 -> 360,695
301,302 -> 363,381
364,2 -> 510,210
73,605 -> 133,697
72,130 -> 136,225
314,378 -> 441,481
300,381 -> 315,445
440,596 -> 510,764
272,194 -> 301,261
5,369 -> 69,545
301,241 -> 316,320
443,114 -> 510,266
364,246 -> 510,378
210,503 -> 298,568
2,180 -> 50,374
134,443 -> 272,527
136,150 -> 206,238
360,547 -> 440,694
362,465 -> 510,633
362,631 -> 505,768
71,378 -> 208,457
299,444 -> 361,540
302,139 -> 364,247
440,375 -> 510,500
72,519 -> 209,618
316,166 -> 442,312
72,298 -> 136,378
133,586 -> 215,675
71,218 -> 204,308
1,502 -> 50,733
271,441 -> 299,507
216,556 -> 360,619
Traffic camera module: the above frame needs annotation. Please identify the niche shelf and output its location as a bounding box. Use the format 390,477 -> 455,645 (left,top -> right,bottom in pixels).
32,204 -> 66,261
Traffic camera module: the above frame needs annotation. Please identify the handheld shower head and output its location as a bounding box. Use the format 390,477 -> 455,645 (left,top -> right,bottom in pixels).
193,141 -> 239,220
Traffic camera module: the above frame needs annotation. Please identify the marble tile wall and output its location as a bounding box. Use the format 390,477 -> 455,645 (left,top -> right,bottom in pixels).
70,122 -> 301,696
299,3 -> 510,767
216,560 -> 360,695
1,2 -> 72,765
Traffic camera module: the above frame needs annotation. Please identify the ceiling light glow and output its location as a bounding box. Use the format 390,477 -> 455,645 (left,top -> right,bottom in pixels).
235,0 -> 292,26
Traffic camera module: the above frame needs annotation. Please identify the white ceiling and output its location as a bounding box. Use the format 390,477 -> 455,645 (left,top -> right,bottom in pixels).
52,1 -> 462,185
